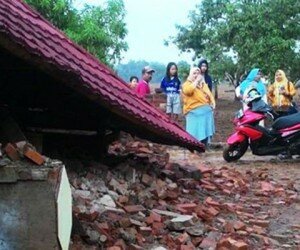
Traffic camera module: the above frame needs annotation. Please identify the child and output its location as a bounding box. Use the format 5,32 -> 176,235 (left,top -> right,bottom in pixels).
160,62 -> 181,121
129,76 -> 138,89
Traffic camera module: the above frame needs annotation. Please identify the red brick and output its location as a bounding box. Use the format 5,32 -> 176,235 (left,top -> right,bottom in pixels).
205,197 -> 220,207
261,181 -> 274,192
175,232 -> 189,244
207,206 -> 219,217
217,238 -> 231,248
217,218 -> 226,224
4,143 -> 20,161
176,203 -> 197,212
232,241 -> 249,250
166,190 -> 178,199
118,196 -> 129,204
250,204 -> 261,209
263,237 -> 270,246
249,219 -> 269,228
197,164 -> 212,173
222,189 -> 232,195
77,211 -> 99,222
179,244 -> 195,250
145,216 -> 153,225
219,238 -> 248,250
177,207 -> 189,214
233,221 -> 246,231
124,205 -> 146,214
224,221 -> 235,233
152,222 -> 165,235
252,225 -> 265,235
202,184 -> 217,191
136,234 -> 146,246
139,226 -> 152,237
150,211 -> 162,222
199,237 -> 217,249
237,230 -> 248,236
107,247 -> 121,250
23,147 -> 45,165
96,222 -> 109,230
114,239 -> 127,250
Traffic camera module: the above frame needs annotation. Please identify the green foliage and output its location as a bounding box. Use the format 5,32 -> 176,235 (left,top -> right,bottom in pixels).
24,0 -> 75,30
25,0 -> 128,65
116,60 -> 165,83
172,0 -> 300,83
177,60 -> 190,81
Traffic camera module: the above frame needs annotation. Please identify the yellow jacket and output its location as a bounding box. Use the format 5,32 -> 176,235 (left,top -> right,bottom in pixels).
268,81 -> 296,111
182,80 -> 215,115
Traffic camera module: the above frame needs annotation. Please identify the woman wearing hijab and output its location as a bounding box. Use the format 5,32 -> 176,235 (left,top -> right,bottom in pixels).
268,69 -> 296,116
238,68 -> 267,110
182,67 -> 215,146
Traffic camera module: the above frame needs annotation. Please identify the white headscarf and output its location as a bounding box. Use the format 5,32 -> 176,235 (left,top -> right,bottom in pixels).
187,67 -> 200,82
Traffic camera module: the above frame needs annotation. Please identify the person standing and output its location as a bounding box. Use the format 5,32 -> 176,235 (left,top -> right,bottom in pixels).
198,59 -> 213,91
238,68 -> 267,110
135,66 -> 155,98
268,69 -> 296,116
182,67 -> 215,146
160,62 -> 181,121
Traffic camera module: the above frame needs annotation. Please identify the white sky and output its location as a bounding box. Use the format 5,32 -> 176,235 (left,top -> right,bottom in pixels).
74,0 -> 198,64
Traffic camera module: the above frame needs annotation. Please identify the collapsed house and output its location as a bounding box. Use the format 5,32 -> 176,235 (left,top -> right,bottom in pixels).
0,0 -> 204,249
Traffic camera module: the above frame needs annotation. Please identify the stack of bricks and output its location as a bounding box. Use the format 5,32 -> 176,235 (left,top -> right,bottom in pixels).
146,92 -> 185,126
146,93 -> 167,112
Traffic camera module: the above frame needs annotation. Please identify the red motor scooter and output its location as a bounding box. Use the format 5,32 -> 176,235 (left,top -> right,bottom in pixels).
223,89 -> 300,162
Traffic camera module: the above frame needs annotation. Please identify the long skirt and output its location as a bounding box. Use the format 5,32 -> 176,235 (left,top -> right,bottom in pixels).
186,105 -> 215,142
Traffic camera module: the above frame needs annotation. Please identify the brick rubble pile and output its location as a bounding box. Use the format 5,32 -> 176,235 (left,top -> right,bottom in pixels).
69,140 -> 300,250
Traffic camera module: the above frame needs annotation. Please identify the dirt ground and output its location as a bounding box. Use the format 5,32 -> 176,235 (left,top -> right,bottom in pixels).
212,85 -> 240,143
167,84 -> 300,249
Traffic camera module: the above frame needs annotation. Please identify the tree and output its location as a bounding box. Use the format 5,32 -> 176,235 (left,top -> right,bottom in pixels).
116,60 -> 166,83
25,0 -> 128,65
172,0 -> 300,85
177,60 -> 190,81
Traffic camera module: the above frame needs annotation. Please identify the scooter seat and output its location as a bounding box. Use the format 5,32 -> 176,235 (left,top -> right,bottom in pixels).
272,112 -> 300,130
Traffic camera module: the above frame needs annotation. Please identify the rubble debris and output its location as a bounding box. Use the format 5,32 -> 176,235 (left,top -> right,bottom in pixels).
69,138 -> 300,249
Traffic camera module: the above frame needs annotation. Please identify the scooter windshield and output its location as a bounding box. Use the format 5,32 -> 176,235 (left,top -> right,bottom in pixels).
251,99 -> 272,113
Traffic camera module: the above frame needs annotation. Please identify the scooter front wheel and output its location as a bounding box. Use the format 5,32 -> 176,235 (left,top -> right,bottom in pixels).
223,140 -> 248,162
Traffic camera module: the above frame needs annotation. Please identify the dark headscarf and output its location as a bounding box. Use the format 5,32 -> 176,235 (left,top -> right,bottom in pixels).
198,59 -> 213,91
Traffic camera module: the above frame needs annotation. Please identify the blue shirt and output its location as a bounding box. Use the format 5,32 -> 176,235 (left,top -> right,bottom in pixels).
160,76 -> 181,94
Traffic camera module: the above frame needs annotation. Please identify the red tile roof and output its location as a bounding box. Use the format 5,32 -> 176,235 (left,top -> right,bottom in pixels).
0,0 -> 204,152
